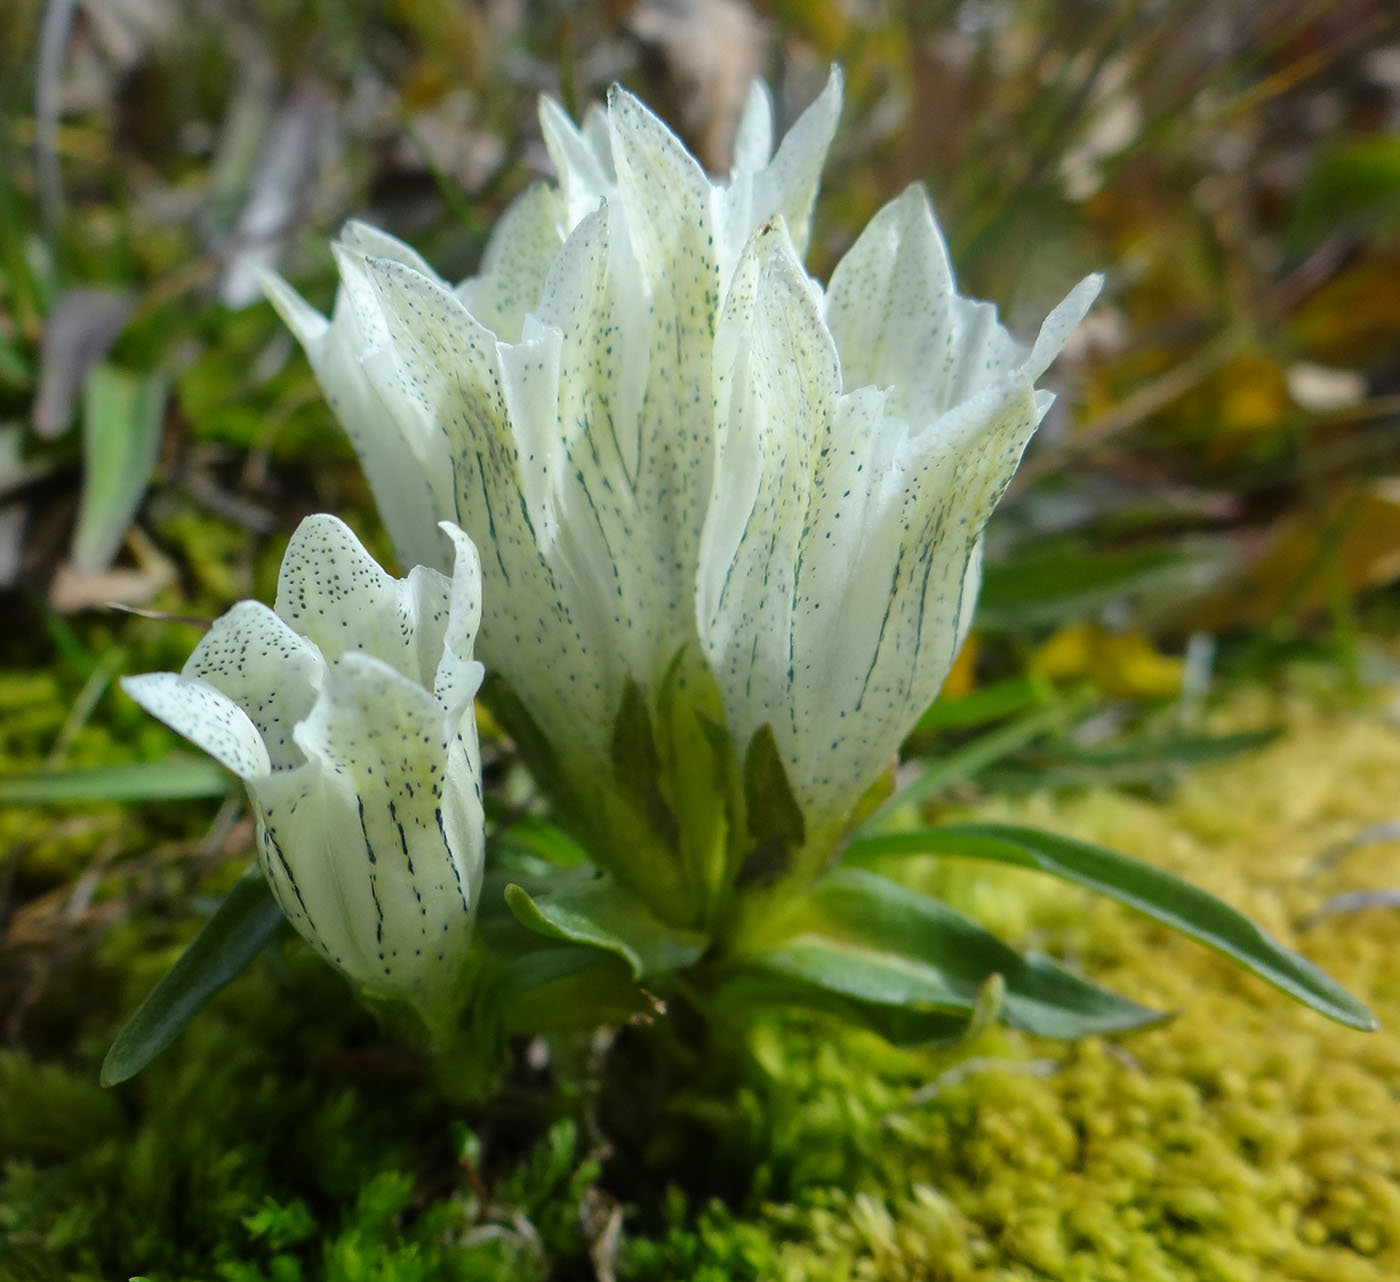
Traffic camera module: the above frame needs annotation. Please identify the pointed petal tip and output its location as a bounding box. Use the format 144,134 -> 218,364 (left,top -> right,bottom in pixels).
122,670 -> 271,782
258,268 -> 329,345
1025,272 -> 1105,382
821,62 -> 844,103
437,519 -> 482,576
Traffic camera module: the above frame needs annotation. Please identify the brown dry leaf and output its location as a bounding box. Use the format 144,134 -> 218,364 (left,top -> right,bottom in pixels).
48,524 -> 176,612
1180,479 -> 1400,633
627,0 -> 768,171
31,288 -> 136,438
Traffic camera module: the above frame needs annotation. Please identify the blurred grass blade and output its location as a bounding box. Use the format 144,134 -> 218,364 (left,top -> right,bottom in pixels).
72,363 -> 167,572
102,866 -> 283,1086
913,675 -> 1053,733
865,696 -> 1087,827
977,545 -> 1204,628
0,759 -> 235,804
845,822 -> 1377,1031
1043,729 -> 1280,768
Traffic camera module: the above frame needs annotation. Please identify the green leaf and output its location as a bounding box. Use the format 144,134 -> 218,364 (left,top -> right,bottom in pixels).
747,867 -> 1163,1039
714,969 -> 976,1047
735,723 -> 806,889
72,363 -> 168,572
492,947 -> 654,1035
845,822 -> 1377,1031
489,812 -> 589,867
504,874 -> 708,979
913,676 -> 1053,733
102,866 -> 284,1086
1040,729 -> 1280,768
0,758 -> 236,804
863,697 -> 1086,827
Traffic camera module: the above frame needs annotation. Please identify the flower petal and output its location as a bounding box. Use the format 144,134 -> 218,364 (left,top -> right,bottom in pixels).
604,85 -> 723,617
180,599 -> 323,770
454,182 -> 566,343
1025,273 -> 1103,381
354,253 -> 613,762
433,520 -> 486,719
729,79 -> 774,176
121,671 -> 271,781
274,513 -> 455,691
717,68 -> 843,283
702,218 -> 1058,826
261,252 -> 449,575
823,183 -> 958,420
698,220 -> 839,772
539,95 -> 615,230
265,652 -> 483,1006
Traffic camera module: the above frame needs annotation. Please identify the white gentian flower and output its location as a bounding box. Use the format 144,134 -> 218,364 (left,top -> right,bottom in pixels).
123,515 -> 486,1043
260,74 -> 844,794
263,70 -> 1099,927
699,205 -> 1101,834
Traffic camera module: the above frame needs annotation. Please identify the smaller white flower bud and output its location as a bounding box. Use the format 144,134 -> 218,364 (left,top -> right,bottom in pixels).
123,515 -> 486,1043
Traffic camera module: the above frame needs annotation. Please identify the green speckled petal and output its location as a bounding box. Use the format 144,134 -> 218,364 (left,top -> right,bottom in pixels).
454,183 -> 567,344
260,244 -> 450,575
274,513 -> 455,690
700,216 -> 1064,827
121,670 -> 272,781
267,651 -> 482,1019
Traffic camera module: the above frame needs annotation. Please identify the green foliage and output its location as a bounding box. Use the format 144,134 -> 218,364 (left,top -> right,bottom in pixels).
0,947 -> 601,1282
847,823 -> 1376,1031
102,866 -> 285,1085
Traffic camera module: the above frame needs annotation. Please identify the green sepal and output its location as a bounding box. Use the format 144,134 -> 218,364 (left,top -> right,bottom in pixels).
611,676 -> 680,848
844,822 -> 1378,1031
102,864 -> 283,1086
504,873 -> 709,979
735,723 -> 807,890
740,866 -> 1164,1039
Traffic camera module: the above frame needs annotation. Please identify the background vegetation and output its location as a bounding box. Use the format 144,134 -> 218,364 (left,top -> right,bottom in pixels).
2,0 -> 1399,1278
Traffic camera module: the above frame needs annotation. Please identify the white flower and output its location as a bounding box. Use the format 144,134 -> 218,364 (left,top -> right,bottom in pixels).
260,74 -> 844,791
699,203 -> 1100,830
123,515 -> 486,1042
263,70 -> 1098,919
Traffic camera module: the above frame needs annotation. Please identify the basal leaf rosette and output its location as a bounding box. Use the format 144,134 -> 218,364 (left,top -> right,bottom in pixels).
263,72 -> 1098,937
123,515 -> 486,1045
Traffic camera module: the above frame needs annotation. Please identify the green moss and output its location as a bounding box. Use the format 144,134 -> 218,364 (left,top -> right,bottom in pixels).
624,669 -> 1400,1280
0,938 -> 604,1281
5,666 -> 1399,1279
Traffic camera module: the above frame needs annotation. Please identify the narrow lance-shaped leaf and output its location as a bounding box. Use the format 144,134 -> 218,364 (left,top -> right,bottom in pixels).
844,822 -> 1378,1031
0,759 -> 234,804
73,363 -> 167,572
747,866 -> 1163,1039
102,866 -> 283,1086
